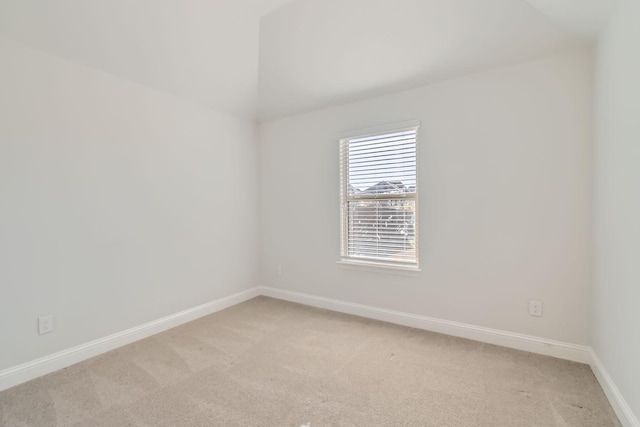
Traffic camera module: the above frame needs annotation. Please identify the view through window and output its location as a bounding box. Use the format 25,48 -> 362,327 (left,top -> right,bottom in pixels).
340,125 -> 418,267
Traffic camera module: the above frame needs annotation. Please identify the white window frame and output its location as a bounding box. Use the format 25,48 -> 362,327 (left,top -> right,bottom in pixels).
339,121 -> 420,271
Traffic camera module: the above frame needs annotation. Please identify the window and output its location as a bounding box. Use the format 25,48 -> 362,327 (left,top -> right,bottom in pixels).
340,123 -> 419,268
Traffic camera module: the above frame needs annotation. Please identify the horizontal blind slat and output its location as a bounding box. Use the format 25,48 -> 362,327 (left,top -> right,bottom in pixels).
342,127 -> 418,265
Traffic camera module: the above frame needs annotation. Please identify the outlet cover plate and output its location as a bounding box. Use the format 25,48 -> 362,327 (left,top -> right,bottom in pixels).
529,300 -> 542,317
38,315 -> 54,335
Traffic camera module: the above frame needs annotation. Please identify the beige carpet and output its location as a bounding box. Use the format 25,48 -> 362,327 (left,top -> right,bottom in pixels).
0,296 -> 620,426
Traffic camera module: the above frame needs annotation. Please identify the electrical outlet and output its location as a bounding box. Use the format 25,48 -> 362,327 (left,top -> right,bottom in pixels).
38,315 -> 54,335
529,300 -> 542,317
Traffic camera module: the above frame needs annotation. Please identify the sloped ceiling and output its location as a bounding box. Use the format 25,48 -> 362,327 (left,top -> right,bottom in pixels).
524,0 -> 616,39
0,0 -> 292,117
0,0 -> 614,121
257,0 -> 606,120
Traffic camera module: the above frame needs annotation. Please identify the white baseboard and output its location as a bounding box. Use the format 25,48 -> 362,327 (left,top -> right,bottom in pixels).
2,284 -> 637,427
0,286 -> 261,392
589,349 -> 640,427
260,286 -> 591,363
260,286 -> 640,426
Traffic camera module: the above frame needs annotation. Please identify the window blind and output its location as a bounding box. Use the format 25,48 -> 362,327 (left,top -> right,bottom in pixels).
340,127 -> 418,266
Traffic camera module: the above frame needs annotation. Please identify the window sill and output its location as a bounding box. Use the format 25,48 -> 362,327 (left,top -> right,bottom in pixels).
336,259 -> 421,277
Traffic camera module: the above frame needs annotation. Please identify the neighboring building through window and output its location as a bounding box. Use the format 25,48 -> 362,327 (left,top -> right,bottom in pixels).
340,123 -> 419,268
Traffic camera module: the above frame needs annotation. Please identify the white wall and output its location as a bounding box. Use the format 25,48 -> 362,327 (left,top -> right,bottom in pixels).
592,0 -> 640,419
259,50 -> 593,344
0,38 -> 259,370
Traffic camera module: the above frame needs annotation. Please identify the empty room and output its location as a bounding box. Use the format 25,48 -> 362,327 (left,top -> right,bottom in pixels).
0,0 -> 638,425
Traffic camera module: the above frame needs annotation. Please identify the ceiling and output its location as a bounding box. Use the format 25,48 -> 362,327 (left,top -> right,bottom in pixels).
0,0 -> 292,117
0,0 -> 615,121
525,0 -> 616,38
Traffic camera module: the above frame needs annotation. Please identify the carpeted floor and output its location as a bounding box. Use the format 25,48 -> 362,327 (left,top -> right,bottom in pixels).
0,296 -> 620,426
